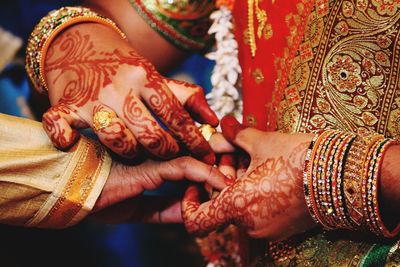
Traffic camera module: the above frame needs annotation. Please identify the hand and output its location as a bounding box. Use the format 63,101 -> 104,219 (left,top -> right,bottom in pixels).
92,156 -> 227,223
182,116 -> 317,241
41,23 -> 218,163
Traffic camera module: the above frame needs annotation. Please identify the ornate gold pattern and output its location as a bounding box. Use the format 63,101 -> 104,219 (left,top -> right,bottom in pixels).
252,68 -> 265,84
155,0 -> 214,20
247,0 -> 269,57
386,241 -> 400,266
246,114 -> 257,126
259,231 -> 373,266
276,0 -> 400,141
37,137 -> 106,228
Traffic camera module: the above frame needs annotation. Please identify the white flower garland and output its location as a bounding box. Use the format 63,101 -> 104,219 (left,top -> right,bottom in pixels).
206,6 -> 242,122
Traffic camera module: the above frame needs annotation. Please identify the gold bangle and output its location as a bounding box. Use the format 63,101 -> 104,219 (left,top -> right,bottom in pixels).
198,124 -> 217,142
26,6 -> 126,94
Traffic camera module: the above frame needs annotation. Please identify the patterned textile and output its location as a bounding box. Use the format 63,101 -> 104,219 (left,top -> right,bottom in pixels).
197,1 -> 400,266
129,0 -> 215,51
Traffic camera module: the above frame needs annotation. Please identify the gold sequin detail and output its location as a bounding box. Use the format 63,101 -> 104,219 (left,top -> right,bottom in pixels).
246,114 -> 257,126
247,0 -> 269,57
252,68 -> 265,84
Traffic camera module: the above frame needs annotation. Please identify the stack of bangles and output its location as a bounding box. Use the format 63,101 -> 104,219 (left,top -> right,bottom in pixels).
25,6 -> 126,94
303,130 -> 400,238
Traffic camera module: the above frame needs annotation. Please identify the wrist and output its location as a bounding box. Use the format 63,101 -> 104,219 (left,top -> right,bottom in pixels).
45,22 -> 130,104
380,144 -> 400,227
26,6 -> 126,95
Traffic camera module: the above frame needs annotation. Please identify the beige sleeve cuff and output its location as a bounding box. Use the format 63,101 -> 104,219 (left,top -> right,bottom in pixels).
0,113 -> 111,228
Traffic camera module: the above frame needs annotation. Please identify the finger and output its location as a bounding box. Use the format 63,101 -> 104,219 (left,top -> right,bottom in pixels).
154,156 -> 227,191
220,115 -> 264,154
182,185 -> 227,236
218,154 -> 237,184
42,104 -> 86,150
165,78 -> 219,127
120,89 -> 180,159
209,133 -> 236,154
148,198 -> 182,223
92,104 -> 138,158
205,153 -> 236,198
237,153 -> 250,178
141,80 -> 215,164
204,153 -> 236,198
91,196 -> 182,224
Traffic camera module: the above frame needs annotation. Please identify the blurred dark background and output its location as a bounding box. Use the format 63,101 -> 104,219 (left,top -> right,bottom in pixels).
0,1 -> 215,266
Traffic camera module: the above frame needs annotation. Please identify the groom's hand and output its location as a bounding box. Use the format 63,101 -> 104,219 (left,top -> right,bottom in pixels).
91,156 -> 227,223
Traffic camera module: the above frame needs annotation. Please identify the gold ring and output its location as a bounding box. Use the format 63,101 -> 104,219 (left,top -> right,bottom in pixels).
198,124 -> 217,141
93,110 -> 114,131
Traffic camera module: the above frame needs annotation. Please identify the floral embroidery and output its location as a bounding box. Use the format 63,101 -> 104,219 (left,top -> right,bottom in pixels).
277,0 -> 400,137
327,55 -> 362,93
372,0 -> 400,15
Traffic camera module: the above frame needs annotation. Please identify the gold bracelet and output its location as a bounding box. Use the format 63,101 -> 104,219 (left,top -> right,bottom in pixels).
26,6 -> 126,94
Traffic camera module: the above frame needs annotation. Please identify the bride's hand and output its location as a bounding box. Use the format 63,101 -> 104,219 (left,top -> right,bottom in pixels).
41,23 -> 218,164
182,116 -> 317,241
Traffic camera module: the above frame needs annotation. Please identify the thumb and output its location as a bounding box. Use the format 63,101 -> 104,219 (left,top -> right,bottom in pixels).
220,115 -> 263,154
165,78 -> 219,127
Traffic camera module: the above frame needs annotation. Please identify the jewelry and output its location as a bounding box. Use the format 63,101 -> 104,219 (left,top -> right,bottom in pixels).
198,124 -> 217,141
93,111 -> 114,131
26,6 -> 126,94
362,138 -> 400,238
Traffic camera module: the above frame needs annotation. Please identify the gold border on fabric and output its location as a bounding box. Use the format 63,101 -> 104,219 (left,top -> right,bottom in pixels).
28,136 -> 110,228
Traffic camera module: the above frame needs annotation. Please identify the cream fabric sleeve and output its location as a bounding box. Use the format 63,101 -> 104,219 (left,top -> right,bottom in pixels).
0,113 -> 111,228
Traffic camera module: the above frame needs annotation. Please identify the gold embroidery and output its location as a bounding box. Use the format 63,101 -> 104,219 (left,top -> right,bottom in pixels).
246,114 -> 257,126
269,0 -> 315,130
386,241 -> 400,266
252,68 -> 265,84
248,0 -> 257,57
37,138 -> 106,228
276,0 -> 400,140
264,22 -> 273,40
155,0 -> 215,20
247,0 -> 269,57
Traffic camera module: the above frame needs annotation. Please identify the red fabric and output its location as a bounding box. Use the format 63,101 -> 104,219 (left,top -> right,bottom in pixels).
231,2 -> 314,264
233,0 -> 301,130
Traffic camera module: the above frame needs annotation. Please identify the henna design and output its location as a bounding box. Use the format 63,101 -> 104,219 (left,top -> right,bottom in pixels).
122,89 -> 178,158
93,105 -> 137,158
115,51 -> 210,159
46,31 -> 116,107
184,142 -> 308,236
42,104 -> 81,149
45,29 -> 212,160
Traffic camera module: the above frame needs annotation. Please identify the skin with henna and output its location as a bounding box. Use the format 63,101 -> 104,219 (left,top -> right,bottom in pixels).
42,22 -> 218,163
183,116 -> 317,241
184,116 -> 400,240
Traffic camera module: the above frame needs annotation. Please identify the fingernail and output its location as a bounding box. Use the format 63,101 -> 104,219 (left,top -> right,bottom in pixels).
185,92 -> 219,127
221,115 -> 246,142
